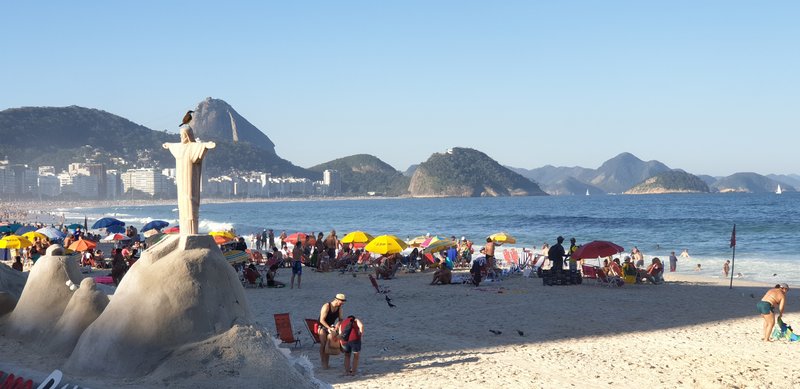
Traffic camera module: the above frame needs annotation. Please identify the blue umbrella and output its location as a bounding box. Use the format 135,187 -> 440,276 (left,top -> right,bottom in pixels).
37,227 -> 66,240
91,217 -> 125,229
106,225 -> 126,234
66,223 -> 84,230
141,220 -> 169,233
0,226 -> 12,234
15,226 -> 37,235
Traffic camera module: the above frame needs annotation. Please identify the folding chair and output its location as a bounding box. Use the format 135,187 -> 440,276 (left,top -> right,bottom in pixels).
304,319 -> 322,345
273,313 -> 302,348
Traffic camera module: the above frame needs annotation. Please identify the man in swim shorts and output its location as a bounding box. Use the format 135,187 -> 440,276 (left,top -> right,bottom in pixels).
758,283 -> 789,341
338,315 -> 364,376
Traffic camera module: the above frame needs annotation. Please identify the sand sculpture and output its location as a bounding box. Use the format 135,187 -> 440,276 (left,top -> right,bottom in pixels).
162,125 -> 215,235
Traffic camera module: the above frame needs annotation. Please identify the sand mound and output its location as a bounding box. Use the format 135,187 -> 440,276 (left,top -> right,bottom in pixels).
5,245 -> 83,340
65,234 -> 253,377
142,324 -> 321,389
0,262 -> 27,309
49,278 -> 109,355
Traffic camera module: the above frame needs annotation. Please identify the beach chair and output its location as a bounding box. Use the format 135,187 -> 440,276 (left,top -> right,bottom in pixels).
243,267 -> 262,288
595,268 -> 624,288
582,265 -> 599,279
304,319 -> 322,345
273,313 -> 302,348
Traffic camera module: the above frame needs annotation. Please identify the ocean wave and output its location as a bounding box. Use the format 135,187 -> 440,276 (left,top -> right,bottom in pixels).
198,220 -> 234,233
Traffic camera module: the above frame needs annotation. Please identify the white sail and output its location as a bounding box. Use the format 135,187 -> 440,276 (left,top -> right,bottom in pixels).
586,189 -> 590,196
776,184 -> 782,195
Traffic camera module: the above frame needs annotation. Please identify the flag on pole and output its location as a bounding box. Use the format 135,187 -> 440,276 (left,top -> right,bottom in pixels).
730,224 -> 736,248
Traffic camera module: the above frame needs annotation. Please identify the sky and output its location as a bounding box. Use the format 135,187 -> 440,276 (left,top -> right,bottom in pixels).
1,1 -> 798,176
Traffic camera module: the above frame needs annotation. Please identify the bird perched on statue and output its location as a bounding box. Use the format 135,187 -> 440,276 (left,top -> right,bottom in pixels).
180,110 -> 194,127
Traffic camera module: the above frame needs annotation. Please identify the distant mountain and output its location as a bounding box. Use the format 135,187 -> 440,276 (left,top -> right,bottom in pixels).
696,174 -> 719,189
191,97 -> 276,154
543,177 -> 604,196
590,152 -> 672,193
409,148 -> 547,197
712,173 -> 795,193
625,171 -> 710,194
403,164 -> 418,177
767,174 -> 800,189
309,154 -> 409,196
512,165 -> 595,187
0,105 -> 312,178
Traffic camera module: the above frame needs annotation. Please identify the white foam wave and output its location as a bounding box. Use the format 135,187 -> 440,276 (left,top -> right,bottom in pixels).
198,220 -> 234,233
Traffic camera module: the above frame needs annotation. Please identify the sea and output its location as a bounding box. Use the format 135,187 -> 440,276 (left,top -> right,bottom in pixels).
57,193 -> 799,285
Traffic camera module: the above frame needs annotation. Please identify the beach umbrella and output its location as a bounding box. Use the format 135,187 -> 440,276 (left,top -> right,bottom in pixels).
7,223 -> 21,231
570,240 -> 624,260
22,231 -> 49,242
488,232 -> 516,245
341,231 -> 374,245
406,235 -> 428,247
66,223 -> 85,230
101,233 -> 131,242
68,238 -> 97,252
0,235 -> 33,249
364,235 -> 408,255
209,231 -> 236,240
164,226 -> 180,234
15,226 -> 37,235
214,235 -> 233,245
91,217 -> 125,229
421,236 -> 447,248
37,227 -> 65,240
141,220 -> 169,233
422,239 -> 457,254
105,225 -> 126,234
0,226 -> 13,234
284,232 -> 315,245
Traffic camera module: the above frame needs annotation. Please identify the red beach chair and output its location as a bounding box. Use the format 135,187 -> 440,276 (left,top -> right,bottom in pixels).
305,319 -> 322,345
274,313 -> 302,348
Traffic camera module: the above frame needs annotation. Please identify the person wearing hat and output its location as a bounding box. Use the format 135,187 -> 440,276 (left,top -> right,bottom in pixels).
757,283 -> 789,341
318,293 -> 346,369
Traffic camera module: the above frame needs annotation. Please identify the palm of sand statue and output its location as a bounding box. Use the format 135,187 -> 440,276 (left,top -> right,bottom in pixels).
163,125 -> 215,235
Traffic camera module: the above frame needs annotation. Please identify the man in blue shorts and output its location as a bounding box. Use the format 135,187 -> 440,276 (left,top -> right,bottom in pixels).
291,242 -> 305,289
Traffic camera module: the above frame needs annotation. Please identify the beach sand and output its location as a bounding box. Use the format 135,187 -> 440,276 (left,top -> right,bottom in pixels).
1,268 -> 798,388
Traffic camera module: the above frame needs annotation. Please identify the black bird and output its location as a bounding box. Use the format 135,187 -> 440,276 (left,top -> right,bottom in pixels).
385,295 -> 392,303
517,330 -> 524,337
180,110 -> 194,127
387,300 -> 396,308
489,329 -> 502,335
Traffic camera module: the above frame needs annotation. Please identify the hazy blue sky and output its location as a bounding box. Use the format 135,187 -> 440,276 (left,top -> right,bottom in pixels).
2,1 -> 797,176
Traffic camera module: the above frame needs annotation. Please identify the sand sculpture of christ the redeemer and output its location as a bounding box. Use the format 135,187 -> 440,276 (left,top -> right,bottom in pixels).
163,124 -> 215,235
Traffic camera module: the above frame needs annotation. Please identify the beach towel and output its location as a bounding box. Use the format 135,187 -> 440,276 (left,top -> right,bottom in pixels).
772,318 -> 799,342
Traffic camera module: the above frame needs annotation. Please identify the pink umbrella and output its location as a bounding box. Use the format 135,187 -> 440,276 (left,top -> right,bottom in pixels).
570,241 -> 625,260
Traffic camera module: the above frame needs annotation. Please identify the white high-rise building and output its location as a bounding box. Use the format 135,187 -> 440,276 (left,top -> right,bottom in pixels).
323,169 -> 341,196
121,168 -> 175,197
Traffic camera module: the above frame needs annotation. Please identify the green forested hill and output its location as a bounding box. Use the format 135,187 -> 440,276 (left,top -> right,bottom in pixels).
625,170 -> 710,194
309,154 -> 409,196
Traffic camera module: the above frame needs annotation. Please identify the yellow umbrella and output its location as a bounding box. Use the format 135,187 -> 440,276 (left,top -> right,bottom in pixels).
364,235 -> 408,255
22,231 -> 49,242
489,232 -> 516,245
0,235 -> 34,249
406,235 -> 428,247
340,231 -> 374,245
209,231 -> 236,240
422,239 -> 457,254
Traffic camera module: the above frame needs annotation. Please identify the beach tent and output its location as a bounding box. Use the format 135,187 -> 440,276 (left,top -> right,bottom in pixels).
91,217 -> 125,229
37,227 -> 65,240
364,235 -> 408,255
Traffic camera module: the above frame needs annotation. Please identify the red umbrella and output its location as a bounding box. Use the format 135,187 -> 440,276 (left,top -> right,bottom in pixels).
284,232 -> 316,245
69,238 -> 97,252
164,226 -> 180,234
570,240 -> 624,260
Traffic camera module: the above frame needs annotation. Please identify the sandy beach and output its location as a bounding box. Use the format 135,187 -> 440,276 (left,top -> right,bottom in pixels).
2,265 -> 796,388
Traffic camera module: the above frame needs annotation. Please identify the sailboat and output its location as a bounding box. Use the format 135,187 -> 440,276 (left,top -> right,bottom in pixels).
776,184 -> 782,195
585,189 -> 590,196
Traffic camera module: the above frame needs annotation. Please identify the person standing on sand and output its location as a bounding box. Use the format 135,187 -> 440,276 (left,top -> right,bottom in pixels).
723,260 -> 730,277
548,236 -> 566,272
632,247 -> 644,268
757,284 -> 789,341
279,230 -> 287,247
290,241 -> 304,289
268,229 -> 275,249
480,237 -> 495,273
324,230 -> 338,260
318,294 -> 346,369
669,251 -> 678,272
338,315 -> 364,376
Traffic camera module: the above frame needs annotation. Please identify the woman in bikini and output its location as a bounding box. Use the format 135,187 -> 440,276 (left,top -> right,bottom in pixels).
318,293 -> 346,369
757,283 -> 789,341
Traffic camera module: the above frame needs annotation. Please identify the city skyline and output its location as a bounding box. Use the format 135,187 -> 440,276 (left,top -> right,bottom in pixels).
1,2 -> 798,176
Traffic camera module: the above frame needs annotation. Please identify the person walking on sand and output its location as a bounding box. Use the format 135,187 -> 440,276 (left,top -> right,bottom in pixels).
318,294 -> 346,369
669,251 -> 678,272
290,240 -> 305,289
338,315 -> 364,376
480,237 -> 495,274
723,260 -> 730,277
757,284 -> 789,341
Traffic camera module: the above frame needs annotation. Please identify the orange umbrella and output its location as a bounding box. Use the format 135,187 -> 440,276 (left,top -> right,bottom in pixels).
214,235 -> 232,245
68,238 -> 97,252
285,232 -> 316,245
